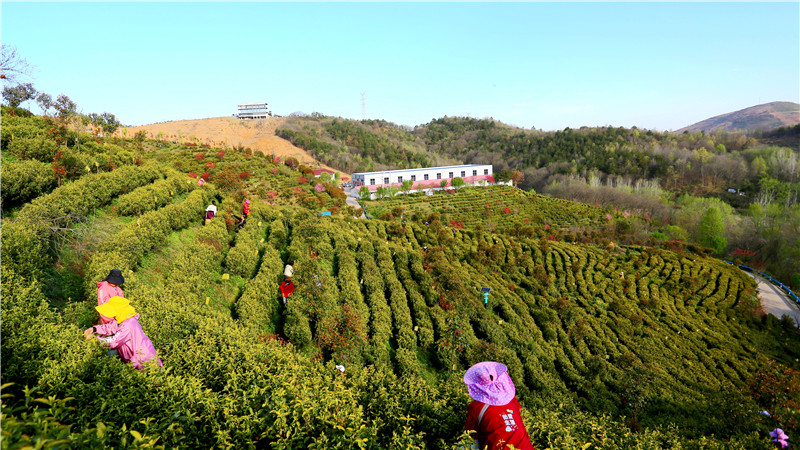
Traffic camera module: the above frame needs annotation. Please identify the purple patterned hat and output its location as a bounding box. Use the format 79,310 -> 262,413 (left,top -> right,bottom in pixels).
463,361 -> 515,406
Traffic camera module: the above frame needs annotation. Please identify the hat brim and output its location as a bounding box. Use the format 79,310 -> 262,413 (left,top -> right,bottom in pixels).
466,372 -> 515,406
96,296 -> 136,323
103,275 -> 125,285
464,361 -> 516,406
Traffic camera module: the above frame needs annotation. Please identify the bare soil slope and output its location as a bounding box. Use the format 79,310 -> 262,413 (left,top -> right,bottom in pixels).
122,116 -> 343,175
678,101 -> 800,133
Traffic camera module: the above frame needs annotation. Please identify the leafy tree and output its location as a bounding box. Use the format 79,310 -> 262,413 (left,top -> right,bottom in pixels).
87,112 -> 120,136
511,170 -> 524,187
401,179 -> 413,194
35,92 -> 52,115
495,169 -> 512,182
2,83 -> 36,108
99,112 -> 120,135
359,186 -> 371,201
53,94 -> 77,119
699,207 -> 727,255
451,177 -> 465,189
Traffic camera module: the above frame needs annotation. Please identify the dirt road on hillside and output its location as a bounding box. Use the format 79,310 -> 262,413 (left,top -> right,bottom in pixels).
748,272 -> 800,326
120,116 -> 344,176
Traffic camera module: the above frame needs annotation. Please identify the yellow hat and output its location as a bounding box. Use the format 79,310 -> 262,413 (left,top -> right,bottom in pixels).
96,296 -> 136,324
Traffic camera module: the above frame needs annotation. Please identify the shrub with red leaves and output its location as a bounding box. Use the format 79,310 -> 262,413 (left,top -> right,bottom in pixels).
272,156 -> 281,164
297,176 -> 308,184
201,171 -> 211,181
270,168 -> 278,175
205,162 -> 215,169
239,171 -> 251,180
502,207 -> 511,214
194,153 -> 205,161
450,220 -> 464,229
217,151 -> 225,159
188,172 -> 198,178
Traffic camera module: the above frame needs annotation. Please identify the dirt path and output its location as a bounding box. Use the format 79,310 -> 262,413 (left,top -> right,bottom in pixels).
747,272 -> 800,326
120,116 -> 346,176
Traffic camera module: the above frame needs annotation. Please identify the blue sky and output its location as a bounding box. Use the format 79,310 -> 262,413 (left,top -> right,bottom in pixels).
2,2 -> 798,131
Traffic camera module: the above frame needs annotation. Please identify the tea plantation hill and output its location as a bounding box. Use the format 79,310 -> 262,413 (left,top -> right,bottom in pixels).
278,112 -> 800,295
2,105 -> 799,448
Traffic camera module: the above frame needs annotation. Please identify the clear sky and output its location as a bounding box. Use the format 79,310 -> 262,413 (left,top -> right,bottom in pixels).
2,1 -> 798,131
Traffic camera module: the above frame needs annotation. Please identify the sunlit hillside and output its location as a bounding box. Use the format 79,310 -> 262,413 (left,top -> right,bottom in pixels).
2,105 -> 799,449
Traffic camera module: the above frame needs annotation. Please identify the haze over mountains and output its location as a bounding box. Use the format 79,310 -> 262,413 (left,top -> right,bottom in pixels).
678,101 -> 800,133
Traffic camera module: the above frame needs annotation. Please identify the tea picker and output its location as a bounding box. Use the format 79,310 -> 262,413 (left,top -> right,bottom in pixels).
480,287 -> 491,305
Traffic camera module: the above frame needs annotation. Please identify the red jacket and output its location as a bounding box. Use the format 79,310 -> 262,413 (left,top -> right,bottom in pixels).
465,397 -> 534,450
280,280 -> 295,297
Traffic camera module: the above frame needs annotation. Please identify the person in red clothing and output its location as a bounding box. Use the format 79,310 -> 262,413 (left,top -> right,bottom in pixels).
279,278 -> 295,305
242,199 -> 251,219
464,361 -> 534,450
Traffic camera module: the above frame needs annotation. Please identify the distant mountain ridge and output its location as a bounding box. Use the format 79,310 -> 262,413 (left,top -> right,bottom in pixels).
678,101 -> 799,133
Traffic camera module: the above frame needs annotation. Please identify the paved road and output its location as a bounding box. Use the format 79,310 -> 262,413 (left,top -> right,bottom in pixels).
747,272 -> 800,326
344,188 -> 366,219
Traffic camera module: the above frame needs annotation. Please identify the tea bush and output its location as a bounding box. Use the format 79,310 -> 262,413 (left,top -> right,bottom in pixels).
2,123 -> 796,449
114,170 -> 196,216
0,159 -> 57,209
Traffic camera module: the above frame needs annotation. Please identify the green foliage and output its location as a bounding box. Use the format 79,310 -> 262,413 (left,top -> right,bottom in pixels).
699,207 -> 727,255
224,207 -> 269,278
5,135 -> 59,162
3,109 -> 799,448
114,171 -> 196,216
0,159 -> 57,209
2,165 -> 162,281
84,187 -> 217,293
2,82 -> 37,108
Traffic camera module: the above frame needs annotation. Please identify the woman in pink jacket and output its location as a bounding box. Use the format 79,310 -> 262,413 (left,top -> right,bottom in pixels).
84,296 -> 163,370
97,269 -> 125,324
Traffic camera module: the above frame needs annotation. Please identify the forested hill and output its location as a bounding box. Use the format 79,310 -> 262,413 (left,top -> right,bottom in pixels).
277,113 -> 795,194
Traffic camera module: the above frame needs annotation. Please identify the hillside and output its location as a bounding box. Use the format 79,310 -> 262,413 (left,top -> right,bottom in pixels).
121,116 -> 344,176
279,114 -> 800,289
678,101 -> 800,133
2,106 -> 799,448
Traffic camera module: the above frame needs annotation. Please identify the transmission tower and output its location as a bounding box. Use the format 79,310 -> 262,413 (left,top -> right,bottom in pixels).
361,91 -> 367,121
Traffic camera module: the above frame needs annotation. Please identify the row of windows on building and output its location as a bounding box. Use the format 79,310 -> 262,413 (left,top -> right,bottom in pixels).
368,169 -> 488,185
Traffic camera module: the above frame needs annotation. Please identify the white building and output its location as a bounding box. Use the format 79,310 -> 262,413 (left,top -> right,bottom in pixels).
352,164 -> 499,199
236,103 -> 271,119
